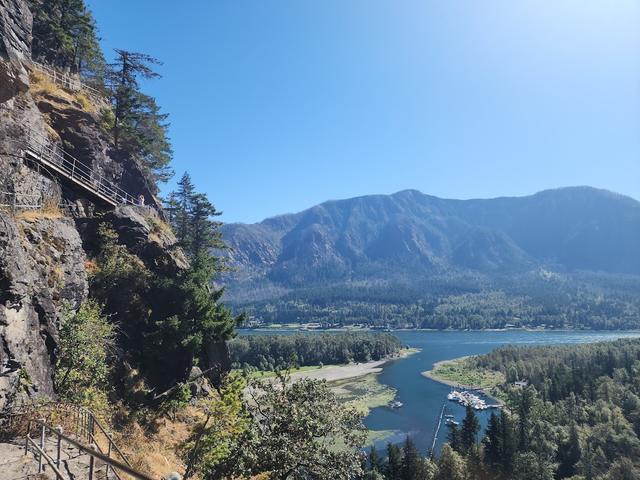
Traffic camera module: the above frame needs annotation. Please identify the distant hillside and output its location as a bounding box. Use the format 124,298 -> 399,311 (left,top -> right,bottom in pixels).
221,187 -> 640,328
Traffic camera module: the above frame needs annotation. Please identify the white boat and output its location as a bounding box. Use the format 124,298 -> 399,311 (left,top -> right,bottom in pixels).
447,390 -> 495,410
388,400 -> 404,409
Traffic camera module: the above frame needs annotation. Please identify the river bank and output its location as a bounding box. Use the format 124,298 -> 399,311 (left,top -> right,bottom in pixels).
421,356 -> 506,402
287,347 -> 420,383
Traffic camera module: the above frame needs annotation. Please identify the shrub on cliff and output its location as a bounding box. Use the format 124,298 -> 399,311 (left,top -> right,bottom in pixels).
55,299 -> 115,410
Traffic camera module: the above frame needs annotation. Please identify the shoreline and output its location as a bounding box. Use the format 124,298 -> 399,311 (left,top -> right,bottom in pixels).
421,357 -> 486,390
288,347 -> 420,383
241,327 -> 640,334
422,356 -> 507,407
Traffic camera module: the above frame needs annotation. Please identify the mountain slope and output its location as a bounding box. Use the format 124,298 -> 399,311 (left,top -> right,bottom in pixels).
221,187 -> 640,305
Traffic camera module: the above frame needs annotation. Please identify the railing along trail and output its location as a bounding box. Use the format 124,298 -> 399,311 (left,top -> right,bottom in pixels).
21,130 -> 138,207
15,403 -> 157,480
31,61 -> 106,105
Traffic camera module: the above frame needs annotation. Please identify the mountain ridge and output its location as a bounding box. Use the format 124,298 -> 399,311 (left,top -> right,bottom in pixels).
221,186 -> 640,306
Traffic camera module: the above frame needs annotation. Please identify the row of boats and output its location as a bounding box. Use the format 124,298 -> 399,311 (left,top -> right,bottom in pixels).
447,390 -> 501,410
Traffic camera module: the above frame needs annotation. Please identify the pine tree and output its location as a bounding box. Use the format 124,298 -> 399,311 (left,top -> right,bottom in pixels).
483,412 -> 502,471
556,423 -> 581,478
465,445 -> 485,480
369,447 -> 382,473
499,410 -> 516,474
517,387 -> 535,451
30,0 -> 104,75
386,443 -> 403,480
460,404 -> 480,453
447,422 -> 462,453
190,192 -> 224,258
107,49 -> 173,185
173,172 -> 195,252
434,444 -> 466,480
401,436 -> 420,480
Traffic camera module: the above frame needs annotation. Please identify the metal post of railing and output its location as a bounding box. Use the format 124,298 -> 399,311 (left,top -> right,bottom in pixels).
55,426 -> 63,468
24,421 -> 30,456
89,448 -> 95,480
106,434 -> 113,479
38,420 -> 46,473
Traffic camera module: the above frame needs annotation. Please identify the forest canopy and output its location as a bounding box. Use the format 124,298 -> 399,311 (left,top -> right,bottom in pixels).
229,332 -> 402,371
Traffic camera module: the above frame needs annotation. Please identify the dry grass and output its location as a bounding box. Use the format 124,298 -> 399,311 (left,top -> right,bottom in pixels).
148,216 -> 174,239
29,70 -> 98,114
29,70 -> 76,103
112,406 -> 207,479
15,201 -> 64,221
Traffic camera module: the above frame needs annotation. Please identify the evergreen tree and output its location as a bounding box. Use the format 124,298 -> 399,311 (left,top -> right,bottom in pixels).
512,451 -> 555,480
465,445 -> 485,480
461,404 -> 480,452
499,410 -> 517,475
386,443 -> 403,480
483,412 -> 502,471
401,436 -> 420,480
447,421 -> 462,453
190,192 -> 224,258
172,172 -> 195,251
556,423 -> 581,478
517,387 -> 535,451
369,447 -> 382,473
30,0 -> 104,75
434,444 -> 467,480
107,49 -> 173,185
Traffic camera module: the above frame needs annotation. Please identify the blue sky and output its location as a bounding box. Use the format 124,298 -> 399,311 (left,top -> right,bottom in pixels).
87,0 -> 640,223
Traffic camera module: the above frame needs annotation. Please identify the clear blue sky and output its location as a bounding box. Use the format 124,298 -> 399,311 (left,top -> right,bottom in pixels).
87,0 -> 640,223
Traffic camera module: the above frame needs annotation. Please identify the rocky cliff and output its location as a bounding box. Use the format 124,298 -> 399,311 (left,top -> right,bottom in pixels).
0,0 -> 183,414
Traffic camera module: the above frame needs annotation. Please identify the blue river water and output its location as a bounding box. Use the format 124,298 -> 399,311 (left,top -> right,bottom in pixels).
366,330 -> 640,455
240,329 -> 640,456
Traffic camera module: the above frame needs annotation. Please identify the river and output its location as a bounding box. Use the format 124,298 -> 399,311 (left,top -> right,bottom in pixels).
240,329 -> 640,456
366,330 -> 640,455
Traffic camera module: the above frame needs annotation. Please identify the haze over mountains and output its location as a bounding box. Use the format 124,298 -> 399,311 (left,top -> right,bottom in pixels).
222,187 -> 640,297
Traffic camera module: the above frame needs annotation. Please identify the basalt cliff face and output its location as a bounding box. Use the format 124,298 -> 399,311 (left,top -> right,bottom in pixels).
0,0 -> 184,413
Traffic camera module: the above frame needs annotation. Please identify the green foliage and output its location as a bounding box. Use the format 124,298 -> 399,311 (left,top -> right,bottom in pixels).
460,405 -> 480,453
90,223 -> 239,394
229,333 -> 402,372
468,339 -> 640,479
30,0 -> 105,76
166,172 -> 226,261
386,443 -> 403,480
434,444 -> 466,480
183,372 -> 249,479
447,422 -> 461,453
107,49 -> 173,186
238,373 -> 367,479
235,273 -> 640,330
55,299 -> 115,408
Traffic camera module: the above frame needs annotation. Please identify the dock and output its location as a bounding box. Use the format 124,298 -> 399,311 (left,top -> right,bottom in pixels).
429,400 -> 446,459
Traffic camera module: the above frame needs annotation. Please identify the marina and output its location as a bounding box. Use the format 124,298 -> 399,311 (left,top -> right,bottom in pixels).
447,390 -> 501,410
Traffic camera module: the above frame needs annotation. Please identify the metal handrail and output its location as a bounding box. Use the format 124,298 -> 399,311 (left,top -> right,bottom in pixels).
25,435 -> 66,480
26,418 -> 157,480
79,405 -> 134,478
22,130 -> 138,207
31,60 -> 106,104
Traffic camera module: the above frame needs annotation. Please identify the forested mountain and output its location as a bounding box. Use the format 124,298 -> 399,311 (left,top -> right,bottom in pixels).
222,187 -> 640,328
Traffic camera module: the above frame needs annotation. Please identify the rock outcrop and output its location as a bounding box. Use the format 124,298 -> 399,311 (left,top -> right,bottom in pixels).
0,0 -> 184,413
0,212 -> 87,411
